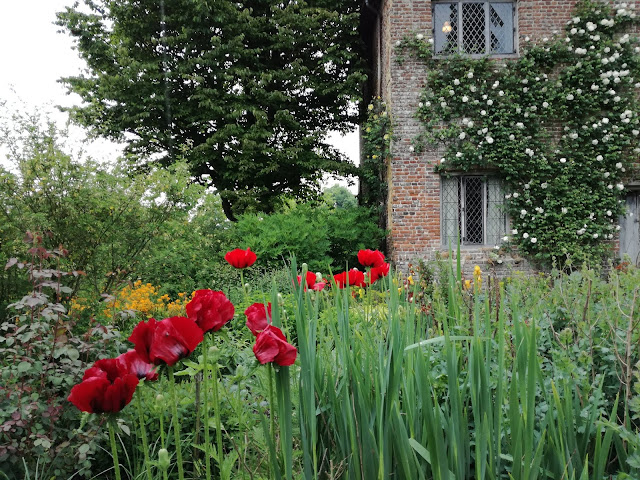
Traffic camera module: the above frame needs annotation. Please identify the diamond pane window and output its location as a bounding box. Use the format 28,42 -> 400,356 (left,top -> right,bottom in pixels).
441,176 -> 508,246
434,1 -> 515,56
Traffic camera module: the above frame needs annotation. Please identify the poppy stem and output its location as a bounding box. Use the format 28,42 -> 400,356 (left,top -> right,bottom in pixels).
108,416 -> 122,480
202,335 -> 212,480
136,391 -> 153,480
212,353 -> 224,474
240,270 -> 246,298
168,366 -> 185,480
268,363 -> 276,442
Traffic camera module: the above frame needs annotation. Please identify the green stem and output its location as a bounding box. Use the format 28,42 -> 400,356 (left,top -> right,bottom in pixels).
203,335 -> 212,480
212,356 -> 224,475
158,398 -> 169,480
240,269 -> 246,299
268,363 -> 276,442
136,392 -> 153,480
168,366 -> 185,480
108,417 -> 122,480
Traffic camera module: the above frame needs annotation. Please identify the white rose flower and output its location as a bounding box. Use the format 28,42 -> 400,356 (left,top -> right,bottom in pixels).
416,33 -> 424,40
467,72 -> 474,79
562,207 -> 568,214
530,237 -> 537,244
616,162 -> 623,169
566,94 -> 575,100
456,152 -> 463,158
560,158 -> 567,163
541,182 -> 548,189
520,209 -> 527,216
486,136 -> 494,144
593,233 -> 599,239
459,132 -> 466,140
596,155 -> 603,161
454,79 -> 460,85
523,232 -> 529,239
616,183 -> 624,190
512,229 -> 518,235
513,192 -> 519,198
462,96 -> 469,103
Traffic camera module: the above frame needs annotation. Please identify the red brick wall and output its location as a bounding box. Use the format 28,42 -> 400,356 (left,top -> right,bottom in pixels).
378,0 -> 639,274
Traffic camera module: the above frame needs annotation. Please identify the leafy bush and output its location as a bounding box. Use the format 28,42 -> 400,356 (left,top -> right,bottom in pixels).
0,234 -> 124,479
230,202 -> 385,272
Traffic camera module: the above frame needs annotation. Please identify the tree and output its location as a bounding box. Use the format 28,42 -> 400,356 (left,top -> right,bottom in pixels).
56,0 -> 367,220
323,184 -> 357,209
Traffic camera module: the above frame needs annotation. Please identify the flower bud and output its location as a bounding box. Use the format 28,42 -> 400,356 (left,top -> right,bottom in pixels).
158,448 -> 170,471
155,394 -> 164,405
315,272 -> 323,283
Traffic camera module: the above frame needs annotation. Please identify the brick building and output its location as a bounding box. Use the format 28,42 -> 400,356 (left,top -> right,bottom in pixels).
361,0 -> 640,273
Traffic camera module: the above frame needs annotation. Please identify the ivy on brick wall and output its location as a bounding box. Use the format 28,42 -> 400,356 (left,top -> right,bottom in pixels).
360,98 -> 392,210
398,0 -> 640,266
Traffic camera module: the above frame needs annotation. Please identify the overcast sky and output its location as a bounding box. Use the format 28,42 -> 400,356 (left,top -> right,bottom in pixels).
0,0 -> 359,184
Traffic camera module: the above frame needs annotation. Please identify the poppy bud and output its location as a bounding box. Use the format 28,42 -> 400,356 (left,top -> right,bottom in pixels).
158,448 -> 170,471
156,394 -> 164,404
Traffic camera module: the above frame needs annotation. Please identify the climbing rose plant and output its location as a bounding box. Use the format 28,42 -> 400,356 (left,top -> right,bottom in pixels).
398,0 -> 640,266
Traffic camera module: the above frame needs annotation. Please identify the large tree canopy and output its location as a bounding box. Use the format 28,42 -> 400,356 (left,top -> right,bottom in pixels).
56,0 -> 366,220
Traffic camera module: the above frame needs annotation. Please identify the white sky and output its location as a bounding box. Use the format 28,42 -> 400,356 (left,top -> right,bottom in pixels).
0,0 -> 359,189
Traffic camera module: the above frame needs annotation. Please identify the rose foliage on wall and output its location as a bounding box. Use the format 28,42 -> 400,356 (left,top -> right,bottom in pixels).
398,0 -> 640,266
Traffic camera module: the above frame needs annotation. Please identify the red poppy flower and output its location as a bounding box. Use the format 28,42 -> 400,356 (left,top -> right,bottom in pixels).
116,350 -> 158,381
333,269 -> 366,289
129,316 -> 204,366
224,248 -> 257,269
357,249 -> 386,268
186,289 -> 235,333
68,358 -> 139,413
296,271 -> 317,290
311,281 -> 327,291
253,325 -> 297,366
244,302 -> 272,336
367,262 -> 391,285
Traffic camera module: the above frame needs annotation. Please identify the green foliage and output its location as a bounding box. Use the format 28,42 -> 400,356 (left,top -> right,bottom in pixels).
56,0 -> 368,220
0,109 -> 203,311
398,0 -> 640,266
322,185 -> 357,209
360,98 -> 392,211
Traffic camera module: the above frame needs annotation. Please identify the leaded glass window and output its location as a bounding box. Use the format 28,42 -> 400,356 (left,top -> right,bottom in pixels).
441,176 -> 508,246
434,1 -> 515,56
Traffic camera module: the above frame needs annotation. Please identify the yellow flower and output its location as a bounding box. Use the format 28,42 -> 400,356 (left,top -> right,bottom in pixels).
407,275 -> 414,285
464,279 -> 472,290
474,265 -> 482,276
368,104 -> 374,111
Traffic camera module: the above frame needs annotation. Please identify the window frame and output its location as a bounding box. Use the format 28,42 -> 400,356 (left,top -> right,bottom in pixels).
432,0 -> 518,59
440,174 -> 508,247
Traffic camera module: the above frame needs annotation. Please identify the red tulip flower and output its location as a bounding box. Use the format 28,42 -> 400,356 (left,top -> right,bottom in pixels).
116,349 -> 158,382
253,325 -> 297,366
225,248 -> 257,269
367,262 -> 391,285
358,249 -> 386,268
129,316 -> 204,366
245,302 -> 272,336
186,289 -> 235,333
333,269 -> 366,289
68,358 -> 139,413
